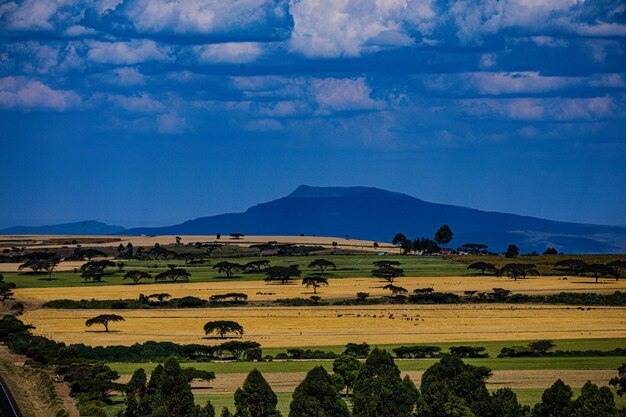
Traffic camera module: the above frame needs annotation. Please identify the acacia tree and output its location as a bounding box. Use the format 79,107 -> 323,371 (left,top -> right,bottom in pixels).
244,260 -> 270,272
302,276 -> 328,294
155,268 -> 191,282
308,259 -> 336,276
583,263 -> 610,283
147,293 -> 171,304
42,256 -> 60,280
123,270 -> 152,284
264,266 -> 301,285
606,260 -> 626,280
85,314 -> 125,332
467,262 -> 497,275
434,224 -> 453,248
213,261 -> 244,278
554,259 -> 588,275
204,320 -> 244,339
372,264 -> 404,284
80,260 -> 115,282
501,263 -> 539,281
383,284 -> 408,297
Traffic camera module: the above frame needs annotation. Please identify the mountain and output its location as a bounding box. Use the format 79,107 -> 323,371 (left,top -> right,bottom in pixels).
123,185 -> 626,254
0,220 -> 125,235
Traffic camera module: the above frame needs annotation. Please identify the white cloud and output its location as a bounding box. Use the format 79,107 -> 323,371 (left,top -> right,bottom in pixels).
311,77 -> 386,114
460,96 -> 618,121
157,111 -> 186,133
0,76 -> 81,111
195,42 -> 265,63
288,0 -> 413,58
86,40 -> 170,65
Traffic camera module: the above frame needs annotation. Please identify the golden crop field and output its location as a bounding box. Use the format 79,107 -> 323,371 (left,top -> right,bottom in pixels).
21,304 -> 626,348
14,274 -> 626,304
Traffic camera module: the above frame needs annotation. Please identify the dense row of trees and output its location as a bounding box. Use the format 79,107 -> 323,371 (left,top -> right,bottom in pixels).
118,350 -> 626,417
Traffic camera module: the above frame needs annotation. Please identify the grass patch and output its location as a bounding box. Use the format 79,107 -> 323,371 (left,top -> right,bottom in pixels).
5,255 -> 468,288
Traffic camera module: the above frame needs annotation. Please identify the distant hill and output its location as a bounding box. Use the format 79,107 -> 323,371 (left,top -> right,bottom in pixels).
0,220 -> 125,235
123,185 -> 626,254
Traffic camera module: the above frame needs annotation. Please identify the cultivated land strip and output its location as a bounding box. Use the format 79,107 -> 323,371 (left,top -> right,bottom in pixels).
21,304 -> 626,347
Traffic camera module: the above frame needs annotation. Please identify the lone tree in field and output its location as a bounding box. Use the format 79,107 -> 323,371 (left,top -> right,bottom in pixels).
308,259 -> 336,275
213,261 -> 243,278
302,276 -> 328,294
383,284 -> 408,297
124,270 -> 152,284
41,256 -> 60,280
264,265 -> 301,285
501,263 -> 539,281
607,260 -> 626,280
204,320 -> 244,339
372,263 -> 404,284
434,224 -> 453,248
155,267 -> 191,282
554,259 -> 588,275
583,263 -> 611,283
85,314 -> 125,332
467,262 -> 497,275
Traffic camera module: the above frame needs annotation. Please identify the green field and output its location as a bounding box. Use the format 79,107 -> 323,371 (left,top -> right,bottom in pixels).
5,255 -> 469,288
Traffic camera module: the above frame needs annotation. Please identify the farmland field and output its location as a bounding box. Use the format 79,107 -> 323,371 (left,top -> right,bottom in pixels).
20,304 -> 626,347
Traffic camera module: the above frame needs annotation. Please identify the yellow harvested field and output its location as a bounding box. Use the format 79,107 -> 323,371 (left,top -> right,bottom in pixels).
21,304 -> 626,348
0,261 -> 86,273
14,275 -> 626,304
0,234 -> 396,251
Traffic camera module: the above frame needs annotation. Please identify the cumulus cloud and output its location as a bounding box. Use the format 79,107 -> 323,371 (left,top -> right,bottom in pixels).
86,40 -> 170,65
0,76 -> 81,111
83,0 -> 292,41
102,92 -> 165,113
157,111 -> 186,133
311,78 -> 386,114
195,42 -> 265,63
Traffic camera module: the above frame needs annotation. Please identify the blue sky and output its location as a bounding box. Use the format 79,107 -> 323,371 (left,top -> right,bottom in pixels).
1,0 -> 625,228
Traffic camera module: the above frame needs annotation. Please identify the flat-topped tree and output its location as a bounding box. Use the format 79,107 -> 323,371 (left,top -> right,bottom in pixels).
85,314 -> 125,332
302,275 -> 328,294
244,260 -> 270,272
383,284 -> 408,297
230,233 -> 244,239
583,263 -> 611,283
204,320 -> 244,339
554,259 -> 588,275
80,260 -> 115,282
372,264 -> 404,284
155,267 -> 191,282
308,259 -> 336,275
213,261 -> 243,278
607,260 -> 626,280
124,270 -> 152,284
501,263 -> 539,280
264,265 -> 301,284
373,260 -> 401,268
147,293 -> 171,304
468,262 -> 497,275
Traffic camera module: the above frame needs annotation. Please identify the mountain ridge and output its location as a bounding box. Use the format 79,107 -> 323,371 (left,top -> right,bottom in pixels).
1,186 -> 624,253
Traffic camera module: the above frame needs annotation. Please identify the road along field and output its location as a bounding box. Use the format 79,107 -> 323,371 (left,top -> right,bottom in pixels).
13,273 -> 626,303
20,304 -> 626,347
